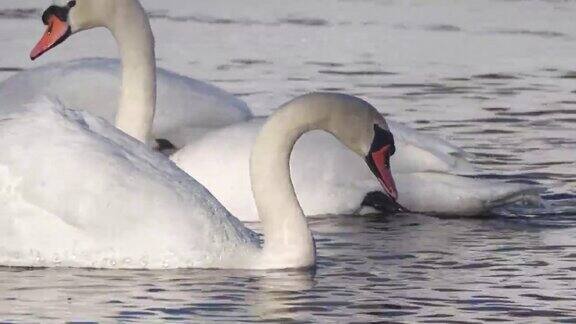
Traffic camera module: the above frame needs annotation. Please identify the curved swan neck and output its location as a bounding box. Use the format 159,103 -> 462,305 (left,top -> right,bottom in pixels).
108,0 -> 156,143
250,105 -> 316,269
250,93 -> 384,269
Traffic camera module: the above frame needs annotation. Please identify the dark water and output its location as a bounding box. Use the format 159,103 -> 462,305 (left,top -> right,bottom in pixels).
0,0 -> 575,322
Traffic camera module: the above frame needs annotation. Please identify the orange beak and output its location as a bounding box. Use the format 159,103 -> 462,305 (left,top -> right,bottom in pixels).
369,145 -> 398,201
30,15 -> 71,60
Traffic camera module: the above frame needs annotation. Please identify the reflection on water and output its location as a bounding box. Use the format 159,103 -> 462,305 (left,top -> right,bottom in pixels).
1,209 -> 576,322
0,0 -> 575,322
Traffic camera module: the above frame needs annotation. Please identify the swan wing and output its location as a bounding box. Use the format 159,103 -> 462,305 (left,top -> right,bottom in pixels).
388,120 -> 475,174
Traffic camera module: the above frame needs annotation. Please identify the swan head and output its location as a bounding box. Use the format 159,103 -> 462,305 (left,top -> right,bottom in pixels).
320,94 -> 399,201
326,94 -> 398,201
30,0 -> 121,60
289,93 -> 399,201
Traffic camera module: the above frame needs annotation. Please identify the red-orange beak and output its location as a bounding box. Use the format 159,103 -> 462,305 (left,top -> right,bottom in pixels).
366,144 -> 398,201
30,14 -> 71,60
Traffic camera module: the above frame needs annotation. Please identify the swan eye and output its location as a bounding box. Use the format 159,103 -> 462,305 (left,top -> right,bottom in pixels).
370,125 -> 395,156
67,1 -> 77,8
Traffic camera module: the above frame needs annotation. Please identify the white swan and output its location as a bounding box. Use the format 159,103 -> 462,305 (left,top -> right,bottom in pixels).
11,0 -> 537,218
172,118 -> 538,220
0,93 -> 398,269
0,0 -> 251,145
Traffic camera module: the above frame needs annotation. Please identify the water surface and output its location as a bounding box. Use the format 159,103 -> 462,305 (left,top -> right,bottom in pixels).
0,0 -> 575,322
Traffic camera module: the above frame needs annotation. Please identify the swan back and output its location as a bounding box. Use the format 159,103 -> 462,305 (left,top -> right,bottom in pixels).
0,58 -> 251,146
388,121 -> 474,174
0,99 -> 258,269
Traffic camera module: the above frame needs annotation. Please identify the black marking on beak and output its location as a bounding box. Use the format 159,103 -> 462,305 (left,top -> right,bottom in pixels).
369,124 -> 395,156
41,5 -> 71,25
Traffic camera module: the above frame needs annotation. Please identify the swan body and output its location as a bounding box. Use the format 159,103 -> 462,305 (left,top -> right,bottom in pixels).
9,0 -> 537,225
0,99 -> 257,269
0,58 -> 251,146
173,119 -> 536,220
0,93 -> 397,269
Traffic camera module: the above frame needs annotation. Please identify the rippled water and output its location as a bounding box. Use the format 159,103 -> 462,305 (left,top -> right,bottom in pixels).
2,213 -> 576,322
0,0 -> 575,322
